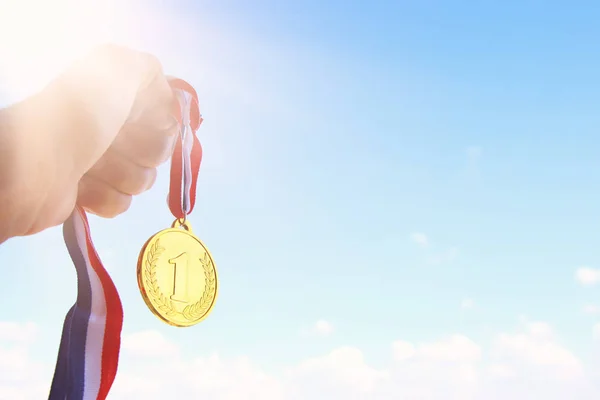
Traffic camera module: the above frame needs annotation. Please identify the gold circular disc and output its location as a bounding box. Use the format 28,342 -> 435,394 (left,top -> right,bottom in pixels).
137,221 -> 218,327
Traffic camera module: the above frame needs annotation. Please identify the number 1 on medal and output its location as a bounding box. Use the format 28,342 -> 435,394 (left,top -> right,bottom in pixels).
169,252 -> 190,303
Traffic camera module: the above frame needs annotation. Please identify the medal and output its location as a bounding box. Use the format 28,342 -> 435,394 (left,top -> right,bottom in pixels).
49,76 -> 211,400
137,219 -> 218,327
136,78 -> 218,327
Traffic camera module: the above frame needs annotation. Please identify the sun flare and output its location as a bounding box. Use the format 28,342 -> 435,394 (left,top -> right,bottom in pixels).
0,0 -> 131,99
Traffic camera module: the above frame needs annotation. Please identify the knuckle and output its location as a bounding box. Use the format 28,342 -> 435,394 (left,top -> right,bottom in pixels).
88,151 -> 156,195
121,167 -> 156,195
89,193 -> 132,218
78,176 -> 132,218
113,169 -> 146,195
107,195 -> 132,218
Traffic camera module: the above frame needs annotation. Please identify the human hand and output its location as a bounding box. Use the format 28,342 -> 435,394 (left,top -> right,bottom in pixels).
1,45 -> 178,240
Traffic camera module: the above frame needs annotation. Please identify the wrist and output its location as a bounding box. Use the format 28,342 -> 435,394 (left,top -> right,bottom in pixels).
0,96 -> 45,241
0,84 -> 81,241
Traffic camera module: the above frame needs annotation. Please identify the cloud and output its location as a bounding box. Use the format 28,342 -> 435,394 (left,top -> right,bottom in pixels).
0,321 -> 37,343
410,233 -> 429,248
392,341 -> 416,361
461,298 -> 475,310
0,322 -> 52,400
411,334 -> 482,363
122,330 -> 179,358
409,233 -> 458,265
593,323 -> 600,340
490,321 -> 583,380
304,320 -> 335,337
575,267 -> 600,286
4,320 -> 599,400
583,304 -> 599,315
291,347 -> 387,394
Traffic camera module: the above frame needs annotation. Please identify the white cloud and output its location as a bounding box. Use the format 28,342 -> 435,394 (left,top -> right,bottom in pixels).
410,334 -> 482,364
392,341 -> 416,361
0,322 -> 52,400
292,347 -> 387,394
583,304 -> 599,315
593,323 -> 600,339
409,233 -> 458,265
461,298 -> 475,310
526,321 -> 554,338
306,320 -> 335,337
410,233 -> 429,248
122,330 -> 179,358
575,267 -> 600,286
487,363 -> 516,379
3,320 -> 600,400
490,321 -> 582,380
0,321 -> 37,343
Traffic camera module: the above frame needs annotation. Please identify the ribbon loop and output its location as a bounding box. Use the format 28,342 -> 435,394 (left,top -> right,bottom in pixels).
167,78 -> 203,220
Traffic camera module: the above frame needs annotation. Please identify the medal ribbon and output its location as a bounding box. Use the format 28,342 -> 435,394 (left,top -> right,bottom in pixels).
48,208 -> 123,400
167,77 -> 203,220
48,78 -> 203,400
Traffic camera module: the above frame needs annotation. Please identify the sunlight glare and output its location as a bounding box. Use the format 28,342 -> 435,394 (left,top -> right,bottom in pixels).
0,0 -> 127,99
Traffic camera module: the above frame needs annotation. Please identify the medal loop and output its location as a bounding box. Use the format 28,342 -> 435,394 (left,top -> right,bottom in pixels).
171,218 -> 193,232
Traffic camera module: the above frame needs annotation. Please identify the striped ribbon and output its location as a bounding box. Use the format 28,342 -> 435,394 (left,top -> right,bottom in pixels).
48,207 -> 122,400
48,79 -> 202,400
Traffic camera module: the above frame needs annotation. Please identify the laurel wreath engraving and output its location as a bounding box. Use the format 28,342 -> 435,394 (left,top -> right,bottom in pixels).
182,252 -> 216,320
144,239 -> 216,321
144,240 -> 178,317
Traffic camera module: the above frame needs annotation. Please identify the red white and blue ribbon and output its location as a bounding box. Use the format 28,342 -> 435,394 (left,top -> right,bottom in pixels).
48,78 -> 203,400
48,207 -> 123,400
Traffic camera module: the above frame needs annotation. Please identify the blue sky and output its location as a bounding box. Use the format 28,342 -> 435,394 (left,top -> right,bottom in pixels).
2,0 -> 600,398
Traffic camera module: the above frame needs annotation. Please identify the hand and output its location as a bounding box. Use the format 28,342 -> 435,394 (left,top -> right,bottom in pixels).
1,45 -> 178,240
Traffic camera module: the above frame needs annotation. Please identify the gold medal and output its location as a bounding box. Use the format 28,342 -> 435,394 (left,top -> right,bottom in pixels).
137,219 -> 218,327
137,81 -> 216,327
